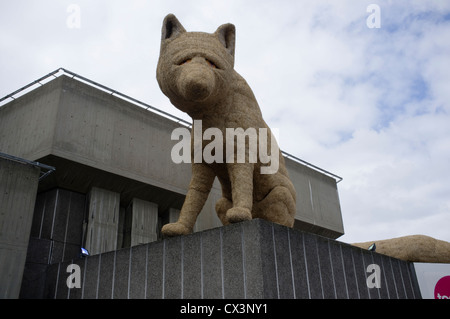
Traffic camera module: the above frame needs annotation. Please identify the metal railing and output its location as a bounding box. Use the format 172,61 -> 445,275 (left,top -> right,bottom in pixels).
0,68 -> 192,127
0,67 -> 342,183
281,151 -> 342,183
0,69 -> 62,106
0,152 -> 55,181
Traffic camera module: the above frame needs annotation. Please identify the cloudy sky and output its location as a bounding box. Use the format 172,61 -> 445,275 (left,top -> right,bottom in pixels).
1,0 -> 449,244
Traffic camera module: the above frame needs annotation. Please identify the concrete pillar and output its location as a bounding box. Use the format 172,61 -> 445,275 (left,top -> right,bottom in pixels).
167,208 -> 180,223
0,157 -> 40,299
124,198 -> 158,247
159,208 -> 180,239
117,206 -> 126,249
19,188 -> 86,298
84,187 -> 120,255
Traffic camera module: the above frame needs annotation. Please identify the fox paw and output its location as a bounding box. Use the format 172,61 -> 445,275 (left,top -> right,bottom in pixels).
226,207 -> 252,224
161,222 -> 192,237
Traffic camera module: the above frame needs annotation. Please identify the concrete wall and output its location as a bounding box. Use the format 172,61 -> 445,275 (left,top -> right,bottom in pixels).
124,198 -> 159,247
29,188 -> 86,263
0,80 -> 60,161
286,159 -> 343,238
0,74 -> 343,238
0,157 -> 40,299
42,219 -> 421,299
19,188 -> 86,298
19,186 -> 163,298
55,76 -> 192,196
85,187 -> 120,256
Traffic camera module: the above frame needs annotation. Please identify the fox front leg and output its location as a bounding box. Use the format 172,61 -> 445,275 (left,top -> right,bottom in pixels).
225,162 -> 254,223
161,163 -> 215,237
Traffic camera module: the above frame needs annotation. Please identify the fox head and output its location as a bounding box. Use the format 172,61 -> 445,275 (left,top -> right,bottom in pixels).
156,14 -> 236,115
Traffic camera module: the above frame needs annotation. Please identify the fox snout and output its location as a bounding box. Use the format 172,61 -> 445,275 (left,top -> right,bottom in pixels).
177,56 -> 216,102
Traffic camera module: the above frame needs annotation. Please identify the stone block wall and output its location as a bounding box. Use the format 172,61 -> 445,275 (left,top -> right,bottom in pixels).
42,219 -> 421,299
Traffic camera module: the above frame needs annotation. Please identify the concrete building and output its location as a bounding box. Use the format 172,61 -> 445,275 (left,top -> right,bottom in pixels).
0,68 -> 344,298
0,154 -> 53,299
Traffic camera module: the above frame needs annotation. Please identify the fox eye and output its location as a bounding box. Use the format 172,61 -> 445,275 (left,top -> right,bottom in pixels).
179,58 -> 192,65
206,59 -> 217,68
178,58 -> 217,68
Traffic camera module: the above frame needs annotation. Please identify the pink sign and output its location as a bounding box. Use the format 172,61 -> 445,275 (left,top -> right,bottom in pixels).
434,276 -> 450,299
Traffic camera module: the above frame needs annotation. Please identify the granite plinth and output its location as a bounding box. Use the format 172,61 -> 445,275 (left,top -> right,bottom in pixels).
43,219 -> 421,299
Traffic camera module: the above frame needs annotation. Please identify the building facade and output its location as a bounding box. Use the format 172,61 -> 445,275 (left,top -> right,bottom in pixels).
0,69 -> 344,298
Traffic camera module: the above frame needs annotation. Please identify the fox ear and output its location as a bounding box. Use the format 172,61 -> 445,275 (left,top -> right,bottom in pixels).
215,23 -> 235,57
161,14 -> 186,40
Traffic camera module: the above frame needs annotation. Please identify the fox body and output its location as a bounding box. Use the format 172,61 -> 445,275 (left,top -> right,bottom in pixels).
157,14 -> 296,236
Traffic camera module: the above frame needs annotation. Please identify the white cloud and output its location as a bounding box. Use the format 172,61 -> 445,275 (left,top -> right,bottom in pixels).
1,0 -> 449,244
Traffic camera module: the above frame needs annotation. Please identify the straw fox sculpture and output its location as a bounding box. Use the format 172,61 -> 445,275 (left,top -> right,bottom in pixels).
157,14 -> 296,236
353,235 -> 450,263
